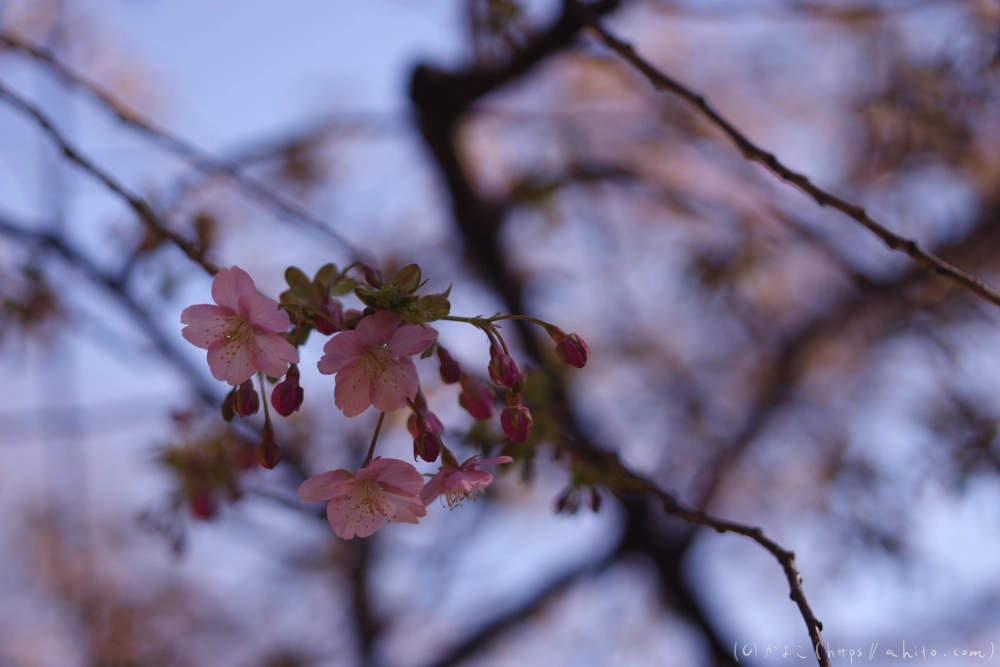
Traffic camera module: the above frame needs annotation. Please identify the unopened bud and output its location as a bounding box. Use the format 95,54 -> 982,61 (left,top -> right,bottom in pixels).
271,365 -> 304,417
407,404 -> 443,462
221,387 -> 237,422
229,438 -> 257,471
362,264 -> 385,288
233,380 -> 259,417
437,345 -> 461,384
413,431 -> 442,463
407,410 -> 443,438
458,374 -> 494,420
501,393 -> 533,443
255,422 -> 283,469
547,326 -> 589,369
313,299 -> 344,335
392,263 -> 422,292
488,342 -> 522,390
188,488 -> 217,520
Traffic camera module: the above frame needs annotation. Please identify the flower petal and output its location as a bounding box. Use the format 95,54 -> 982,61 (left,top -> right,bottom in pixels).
297,470 -> 352,502
370,357 -> 419,413
444,469 -> 492,494
364,458 -> 425,496
207,338 -> 255,386
237,292 -> 291,332
251,330 -> 299,377
180,304 -> 232,350
419,470 -> 450,506
334,362 -> 373,417
326,490 -> 385,539
379,491 -> 426,524
318,330 -> 362,375
354,311 -> 401,347
386,323 -> 438,357
211,266 -> 256,311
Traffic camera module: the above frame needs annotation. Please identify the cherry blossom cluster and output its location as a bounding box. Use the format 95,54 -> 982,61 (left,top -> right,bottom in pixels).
180,263 -> 589,538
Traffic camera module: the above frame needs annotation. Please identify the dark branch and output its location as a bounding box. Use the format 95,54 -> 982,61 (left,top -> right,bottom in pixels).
571,4 -> 1000,313
0,214 -> 218,405
410,1 -> 826,665
0,33 -> 370,264
0,83 -> 219,275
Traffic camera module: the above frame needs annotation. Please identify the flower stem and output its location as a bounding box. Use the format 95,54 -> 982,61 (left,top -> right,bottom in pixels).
257,371 -> 272,425
362,411 -> 386,467
489,314 -> 552,329
444,313 -> 554,331
313,308 -> 347,331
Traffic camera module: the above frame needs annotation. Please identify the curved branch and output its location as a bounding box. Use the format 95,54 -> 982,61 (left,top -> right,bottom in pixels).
0,213 -> 218,405
410,2 -> 830,665
0,83 -> 219,275
571,3 -> 1000,311
0,32 -> 370,263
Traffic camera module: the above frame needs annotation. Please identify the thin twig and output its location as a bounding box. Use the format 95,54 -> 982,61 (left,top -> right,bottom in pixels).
0,213 -> 219,405
651,481 -> 828,665
566,439 -> 832,667
0,32 -> 370,263
0,83 -> 219,275
571,3 -> 1000,311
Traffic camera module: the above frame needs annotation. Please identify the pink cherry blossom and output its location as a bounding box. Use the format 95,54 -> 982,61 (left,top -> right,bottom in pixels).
297,458 -> 427,539
317,311 -> 438,417
181,266 -> 299,386
420,456 -> 513,509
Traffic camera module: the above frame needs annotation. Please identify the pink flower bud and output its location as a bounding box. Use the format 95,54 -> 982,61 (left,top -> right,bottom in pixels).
229,437 -> 257,471
407,402 -> 443,463
188,488 -> 217,520
547,327 -> 589,369
271,364 -> 304,417
458,374 -> 494,420
413,432 -> 442,463
407,410 -> 443,438
501,394 -> 532,443
313,299 -> 344,335
233,380 -> 260,417
221,387 -> 237,423
362,264 -> 385,287
255,422 -> 283,469
437,345 -> 461,384
488,342 -> 522,390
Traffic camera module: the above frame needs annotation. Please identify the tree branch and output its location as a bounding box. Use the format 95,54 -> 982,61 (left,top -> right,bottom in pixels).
420,550 -> 618,667
0,213 -> 218,405
570,3 -> 1000,312
0,32 -> 370,263
0,83 -> 219,275
410,2 -> 830,665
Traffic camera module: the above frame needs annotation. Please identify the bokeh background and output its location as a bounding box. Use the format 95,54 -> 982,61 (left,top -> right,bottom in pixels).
1,0 -> 1000,665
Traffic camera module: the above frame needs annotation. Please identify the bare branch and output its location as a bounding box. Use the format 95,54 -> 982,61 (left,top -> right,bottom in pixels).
420,551 -> 617,667
0,32 -> 370,263
0,83 -> 219,275
411,2 -> 831,664
571,3 -> 1000,312
0,213 -> 218,404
